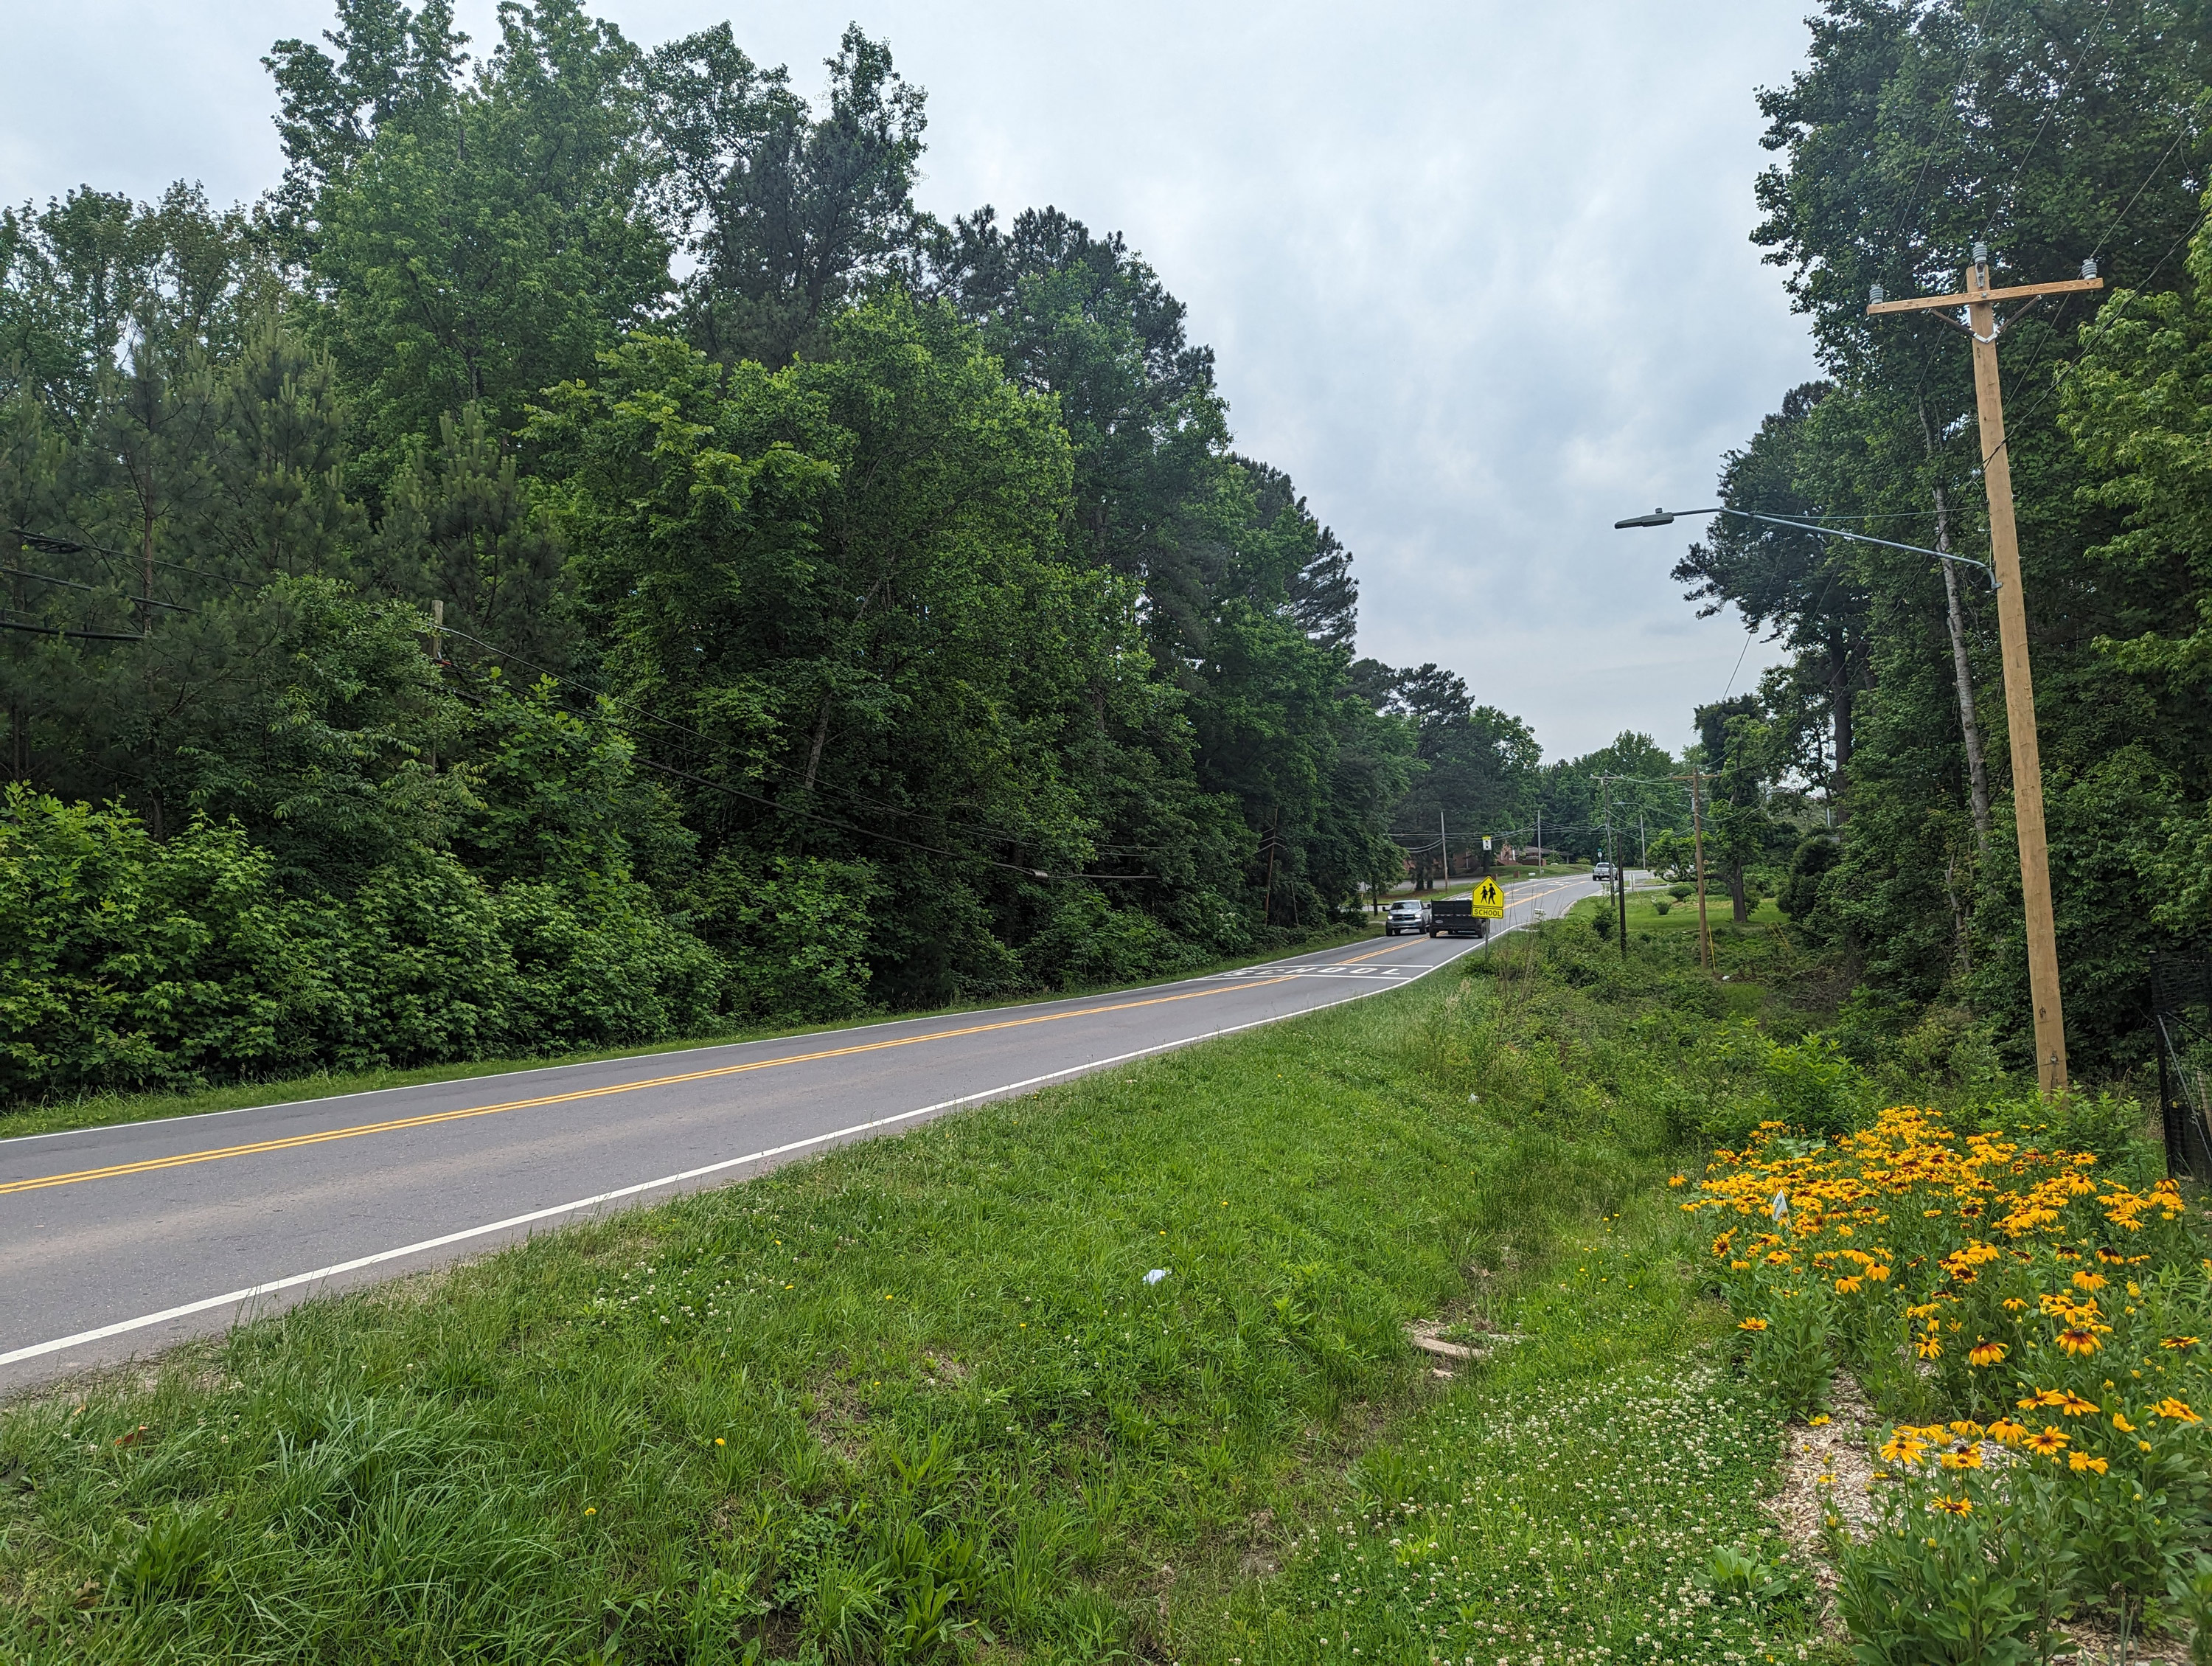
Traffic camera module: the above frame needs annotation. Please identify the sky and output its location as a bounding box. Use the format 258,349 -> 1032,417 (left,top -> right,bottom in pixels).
0,1 -> 1820,760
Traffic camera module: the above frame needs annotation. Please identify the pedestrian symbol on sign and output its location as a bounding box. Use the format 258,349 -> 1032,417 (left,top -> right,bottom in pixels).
1470,877 -> 1504,918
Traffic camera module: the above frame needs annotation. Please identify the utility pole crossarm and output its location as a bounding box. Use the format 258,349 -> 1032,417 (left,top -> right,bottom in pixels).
1867,274 -> 2101,316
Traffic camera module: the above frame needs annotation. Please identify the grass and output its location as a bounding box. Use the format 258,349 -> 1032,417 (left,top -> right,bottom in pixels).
0,925 -> 1380,1145
0,917 -> 1847,1664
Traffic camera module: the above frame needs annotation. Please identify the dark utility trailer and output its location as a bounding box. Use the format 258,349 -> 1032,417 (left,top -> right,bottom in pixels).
1428,899 -> 1491,940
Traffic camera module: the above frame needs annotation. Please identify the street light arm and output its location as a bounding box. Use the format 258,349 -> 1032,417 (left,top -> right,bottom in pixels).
1613,504 -> 1998,589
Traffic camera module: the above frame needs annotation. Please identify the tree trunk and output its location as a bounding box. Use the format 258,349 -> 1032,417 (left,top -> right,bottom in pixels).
1830,641 -> 1854,777
1921,403 -> 1991,854
1728,862 -> 1748,925
801,696 -> 832,793
1935,490 -> 1992,855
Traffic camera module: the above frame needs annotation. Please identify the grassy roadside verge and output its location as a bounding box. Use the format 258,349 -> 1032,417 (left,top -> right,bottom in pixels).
0,915 -> 1848,1665
0,926 -> 1380,1145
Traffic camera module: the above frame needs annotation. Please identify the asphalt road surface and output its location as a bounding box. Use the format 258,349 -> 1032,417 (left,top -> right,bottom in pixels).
1,872 -> 1603,1392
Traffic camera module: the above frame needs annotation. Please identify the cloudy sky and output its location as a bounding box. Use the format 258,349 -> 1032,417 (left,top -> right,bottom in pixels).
1,1 -> 1820,760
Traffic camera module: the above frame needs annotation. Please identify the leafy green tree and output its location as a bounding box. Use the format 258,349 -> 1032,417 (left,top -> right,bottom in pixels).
647,23 -> 928,367
1361,662 -> 1534,886
1696,695 -> 1795,923
535,296 -> 1225,1002
1671,381 -> 1870,799
925,206 -> 1232,657
271,0 -> 670,487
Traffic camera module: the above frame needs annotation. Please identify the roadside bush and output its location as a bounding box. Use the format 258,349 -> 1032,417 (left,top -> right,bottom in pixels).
1760,1035 -> 1861,1137
0,786 -> 738,1100
1018,888 -> 1204,988
687,848 -> 875,1021
0,791 -> 332,1097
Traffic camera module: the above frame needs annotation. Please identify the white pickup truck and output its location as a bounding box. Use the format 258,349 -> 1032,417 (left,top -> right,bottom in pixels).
1591,861 -> 1615,884
1384,900 -> 1430,936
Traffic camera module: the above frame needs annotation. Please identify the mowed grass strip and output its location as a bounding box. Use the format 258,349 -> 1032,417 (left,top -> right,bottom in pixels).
0,962 -> 1695,1665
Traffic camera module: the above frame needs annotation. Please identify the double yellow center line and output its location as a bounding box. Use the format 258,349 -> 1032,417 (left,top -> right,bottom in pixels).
1,930 -> 1473,1200
1,969 -> 1357,1198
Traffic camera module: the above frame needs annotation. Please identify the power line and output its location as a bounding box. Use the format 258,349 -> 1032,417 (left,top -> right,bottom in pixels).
10,526 -> 1175,873
0,565 -> 195,614
0,617 -> 148,643
1978,202 -> 2211,471
2087,114 -> 2197,267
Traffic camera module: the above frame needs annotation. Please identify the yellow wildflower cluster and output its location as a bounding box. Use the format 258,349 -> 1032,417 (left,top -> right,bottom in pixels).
1690,1105 -> 2209,1536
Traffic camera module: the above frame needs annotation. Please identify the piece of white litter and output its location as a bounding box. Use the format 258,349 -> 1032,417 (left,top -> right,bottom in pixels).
1770,1190 -> 1790,1223
1144,1268 -> 1168,1285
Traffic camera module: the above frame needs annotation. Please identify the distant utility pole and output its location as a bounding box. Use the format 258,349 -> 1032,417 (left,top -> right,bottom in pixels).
1599,776 -> 1630,959
1684,770 -> 1713,973
1868,246 -> 2101,1097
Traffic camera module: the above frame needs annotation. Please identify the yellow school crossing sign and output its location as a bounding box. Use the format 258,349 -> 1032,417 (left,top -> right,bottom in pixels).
1469,876 -> 1505,918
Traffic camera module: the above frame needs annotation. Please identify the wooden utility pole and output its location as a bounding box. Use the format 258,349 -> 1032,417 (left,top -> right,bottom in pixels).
1601,776 -> 1627,959
1869,251 -> 2100,1096
1686,769 -> 1714,973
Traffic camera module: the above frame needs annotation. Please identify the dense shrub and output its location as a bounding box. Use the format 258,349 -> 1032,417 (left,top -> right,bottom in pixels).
0,787 -> 740,1100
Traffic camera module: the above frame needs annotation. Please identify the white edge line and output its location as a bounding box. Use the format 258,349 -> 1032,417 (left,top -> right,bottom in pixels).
1,937 -> 1498,1370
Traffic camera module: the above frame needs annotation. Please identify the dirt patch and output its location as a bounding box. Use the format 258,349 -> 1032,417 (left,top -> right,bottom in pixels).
1763,1372 -> 1878,1631
805,1375 -> 869,1467
1765,1374 -> 2191,1662
917,1350 -> 970,1386
1403,1319 -> 1526,1365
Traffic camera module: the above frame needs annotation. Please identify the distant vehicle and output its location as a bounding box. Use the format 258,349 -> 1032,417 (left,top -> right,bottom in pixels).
1384,900 -> 1429,936
1427,897 -> 1491,940
1592,860 -> 1616,884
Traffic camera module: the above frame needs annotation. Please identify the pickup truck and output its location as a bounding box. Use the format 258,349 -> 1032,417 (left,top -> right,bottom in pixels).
1427,898 -> 1491,940
1592,861 -> 1615,884
1383,900 -> 1430,936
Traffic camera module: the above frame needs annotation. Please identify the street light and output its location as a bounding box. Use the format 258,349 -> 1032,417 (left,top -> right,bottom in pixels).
1613,505 -> 1997,589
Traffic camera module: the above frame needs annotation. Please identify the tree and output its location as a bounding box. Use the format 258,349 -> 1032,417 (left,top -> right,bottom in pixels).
1360,662 -> 1536,887
273,0 -> 671,489
1672,381 -> 1871,802
647,24 -> 928,367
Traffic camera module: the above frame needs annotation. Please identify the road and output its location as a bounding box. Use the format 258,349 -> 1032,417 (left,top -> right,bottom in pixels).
0,872 -> 1600,1392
